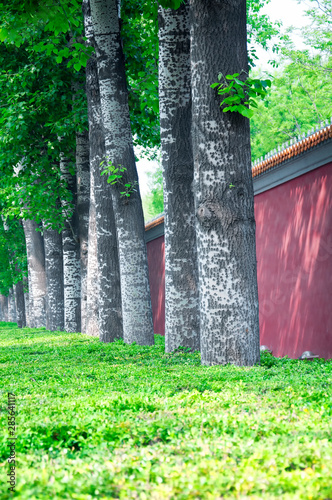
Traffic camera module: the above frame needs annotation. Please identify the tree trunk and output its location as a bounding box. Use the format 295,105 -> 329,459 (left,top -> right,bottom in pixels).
0,295 -> 9,322
43,225 -> 64,331
190,0 -> 260,366
89,0 -> 154,345
8,288 -> 15,323
76,130 -> 90,334
0,295 -> 3,321
61,157 -> 81,333
23,275 -> 30,327
85,164 -> 99,337
1,218 -> 26,328
83,0 -> 123,342
159,1 -> 200,353
14,279 -> 26,328
22,220 -> 47,328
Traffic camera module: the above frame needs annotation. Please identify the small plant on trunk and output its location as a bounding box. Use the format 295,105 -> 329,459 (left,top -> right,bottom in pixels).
100,158 -> 138,199
211,71 -> 271,118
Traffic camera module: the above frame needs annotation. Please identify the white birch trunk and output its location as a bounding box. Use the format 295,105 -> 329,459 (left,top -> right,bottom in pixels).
22,220 -> 47,328
61,157 -> 81,333
90,0 -> 154,345
76,130 -> 90,334
43,225 -> 64,331
159,1 -> 200,353
84,0 -> 123,342
190,0 -> 260,366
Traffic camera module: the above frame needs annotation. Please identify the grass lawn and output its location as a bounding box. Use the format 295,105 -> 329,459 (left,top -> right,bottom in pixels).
0,321 -> 331,499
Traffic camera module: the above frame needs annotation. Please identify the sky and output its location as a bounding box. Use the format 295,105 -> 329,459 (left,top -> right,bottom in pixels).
136,0 -> 311,198
254,0 -> 310,70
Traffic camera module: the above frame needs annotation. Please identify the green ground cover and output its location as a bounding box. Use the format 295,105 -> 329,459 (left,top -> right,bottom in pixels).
0,322 -> 331,499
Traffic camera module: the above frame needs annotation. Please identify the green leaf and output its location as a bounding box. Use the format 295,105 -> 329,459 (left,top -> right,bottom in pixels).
158,0 -> 183,9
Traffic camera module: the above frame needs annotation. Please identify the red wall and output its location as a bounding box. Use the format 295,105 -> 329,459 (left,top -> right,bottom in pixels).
255,162 -> 332,359
146,236 -> 165,334
147,162 -> 332,358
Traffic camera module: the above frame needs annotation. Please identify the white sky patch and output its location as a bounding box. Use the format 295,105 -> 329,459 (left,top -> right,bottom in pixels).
253,0 -> 310,71
135,146 -> 160,198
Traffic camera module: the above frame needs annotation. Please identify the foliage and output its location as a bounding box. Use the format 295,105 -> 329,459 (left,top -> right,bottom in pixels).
0,0 -> 91,72
0,0 -> 161,153
294,0 -> 331,63
211,71 -> 271,119
247,0 -> 283,68
158,0 -> 183,9
100,158 -> 138,199
142,163 -> 164,220
0,0 -> 283,170
250,64 -> 332,160
117,0 -> 161,152
0,218 -> 27,295
0,323 -> 331,499
0,32 -> 81,229
250,0 -> 332,161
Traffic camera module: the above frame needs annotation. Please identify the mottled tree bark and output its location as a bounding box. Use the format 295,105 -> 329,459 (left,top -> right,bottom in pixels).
43,225 -> 64,331
22,220 -> 47,328
83,0 -> 99,339
190,0 -> 260,366
83,0 -> 123,341
9,289 -> 15,322
85,167 -> 99,337
14,279 -> 26,328
8,288 -> 16,323
90,0 -> 154,345
61,157 -> 81,333
23,275 -> 30,327
159,1 -> 200,353
76,130 -> 90,334
9,287 -> 16,323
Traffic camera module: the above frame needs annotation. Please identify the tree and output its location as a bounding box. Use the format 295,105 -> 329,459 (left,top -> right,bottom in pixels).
0,11 -> 91,333
22,220 -> 47,328
89,0 -> 154,345
159,0 -> 199,352
0,215 -> 27,327
142,0 -> 282,215
43,225 -> 64,331
76,129 -> 90,333
83,0 -> 123,342
0,0 -> 273,353
0,295 -> 8,321
0,0 -> 159,340
190,0 -> 260,366
61,154 -> 82,333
